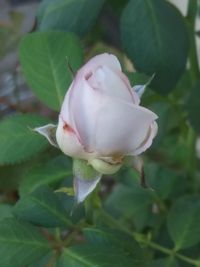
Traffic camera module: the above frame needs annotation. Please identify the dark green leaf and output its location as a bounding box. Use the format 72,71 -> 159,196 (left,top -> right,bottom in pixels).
84,228 -> 144,264
0,114 -> 50,164
57,241 -> 144,267
145,163 -> 181,200
105,184 -> 153,218
126,72 -> 151,86
0,218 -> 50,267
105,183 -> 154,230
19,155 -> 72,196
29,253 -> 56,267
13,186 -> 72,228
20,31 -> 83,110
150,258 -> 179,267
121,0 -> 188,94
167,196 -> 200,250
38,0 -> 105,36
0,205 -> 13,221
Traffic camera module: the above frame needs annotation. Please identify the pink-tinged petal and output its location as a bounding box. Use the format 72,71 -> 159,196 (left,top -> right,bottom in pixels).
60,82 -> 74,126
130,121 -> 158,156
56,117 -> 89,159
94,98 -> 158,156
87,66 -> 134,103
80,53 -> 121,74
68,78 -> 103,152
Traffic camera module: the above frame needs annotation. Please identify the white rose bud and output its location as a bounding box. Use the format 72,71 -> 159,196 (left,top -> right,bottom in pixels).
56,53 -> 158,173
36,53 -> 158,202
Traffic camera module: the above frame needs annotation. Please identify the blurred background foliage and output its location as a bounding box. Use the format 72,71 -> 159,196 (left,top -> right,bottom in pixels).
0,0 -> 200,266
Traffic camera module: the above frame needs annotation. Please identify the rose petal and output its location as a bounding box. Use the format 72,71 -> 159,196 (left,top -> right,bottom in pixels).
94,98 -> 158,156
60,82 -> 74,126
131,121 -> 158,155
80,53 -> 121,74
67,78 -> 103,152
87,66 -> 134,103
56,117 -> 88,159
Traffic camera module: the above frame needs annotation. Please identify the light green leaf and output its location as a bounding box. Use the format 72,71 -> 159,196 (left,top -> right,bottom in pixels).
13,186 -> 72,228
20,31 -> 83,110
167,196 -> 200,250
38,0 -> 105,36
19,155 -> 72,196
0,218 -> 50,267
121,0 -> 188,94
0,114 -> 51,164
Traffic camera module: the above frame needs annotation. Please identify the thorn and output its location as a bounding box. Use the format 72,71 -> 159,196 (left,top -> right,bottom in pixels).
66,57 -> 75,78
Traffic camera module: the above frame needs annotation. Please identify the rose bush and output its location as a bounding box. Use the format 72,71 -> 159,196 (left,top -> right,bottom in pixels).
56,53 -> 158,174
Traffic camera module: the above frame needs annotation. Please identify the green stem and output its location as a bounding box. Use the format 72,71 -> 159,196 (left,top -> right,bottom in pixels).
186,0 -> 200,84
100,210 -> 199,266
84,196 -> 94,224
186,0 -> 199,191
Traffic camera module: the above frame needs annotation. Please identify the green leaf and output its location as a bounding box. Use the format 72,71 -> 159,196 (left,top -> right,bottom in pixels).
121,0 -> 188,94
13,186 -> 72,228
126,72 -> 151,86
167,196 -> 200,250
19,155 -> 72,196
105,183 -> 154,231
56,232 -> 144,267
0,205 -> 13,221
29,253 -> 56,267
145,163 -> 181,200
105,184 -> 154,218
0,218 -> 50,267
150,258 -> 179,267
20,31 -> 83,110
84,228 -> 144,264
0,114 -> 50,164
186,81 -> 200,133
37,0 -> 105,36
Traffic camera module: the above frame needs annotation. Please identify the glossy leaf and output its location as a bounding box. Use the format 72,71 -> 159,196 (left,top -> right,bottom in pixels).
38,0 -> 105,36
20,31 -> 83,110
19,155 -> 72,196
0,114 -> 50,164
0,218 -> 50,267
14,186 -> 72,228
121,0 -> 188,94
167,196 -> 200,250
